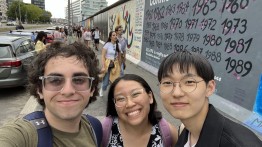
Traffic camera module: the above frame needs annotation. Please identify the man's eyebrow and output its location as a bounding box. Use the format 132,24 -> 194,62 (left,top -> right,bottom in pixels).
184,73 -> 197,78
73,72 -> 89,77
47,73 -> 63,76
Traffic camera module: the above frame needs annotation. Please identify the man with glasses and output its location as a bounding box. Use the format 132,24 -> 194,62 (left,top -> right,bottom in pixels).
115,25 -> 127,76
158,51 -> 262,146
0,42 -> 102,146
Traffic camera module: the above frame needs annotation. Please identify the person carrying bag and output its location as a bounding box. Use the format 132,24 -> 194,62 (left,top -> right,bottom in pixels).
99,31 -> 121,96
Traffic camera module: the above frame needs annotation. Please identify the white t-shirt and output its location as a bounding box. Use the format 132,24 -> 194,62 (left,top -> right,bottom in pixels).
103,42 -> 122,60
83,31 -> 92,41
93,30 -> 100,39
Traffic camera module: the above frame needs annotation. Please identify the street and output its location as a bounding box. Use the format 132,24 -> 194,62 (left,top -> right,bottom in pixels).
0,86 -> 30,126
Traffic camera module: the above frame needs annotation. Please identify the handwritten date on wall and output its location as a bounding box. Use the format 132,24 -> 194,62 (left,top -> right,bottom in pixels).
143,0 -> 253,78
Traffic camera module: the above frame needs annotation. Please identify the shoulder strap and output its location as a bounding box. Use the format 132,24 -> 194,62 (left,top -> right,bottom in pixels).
159,118 -> 173,147
178,123 -> 185,135
85,115 -> 103,147
23,111 -> 52,147
101,116 -> 113,147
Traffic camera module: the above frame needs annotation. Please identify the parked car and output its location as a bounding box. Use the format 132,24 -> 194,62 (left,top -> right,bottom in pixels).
6,21 -> 16,26
0,35 -> 36,88
7,30 -> 35,41
8,29 -> 54,43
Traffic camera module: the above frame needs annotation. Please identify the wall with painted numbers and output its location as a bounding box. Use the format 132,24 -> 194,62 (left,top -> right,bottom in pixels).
107,0 -> 144,61
141,0 -> 262,114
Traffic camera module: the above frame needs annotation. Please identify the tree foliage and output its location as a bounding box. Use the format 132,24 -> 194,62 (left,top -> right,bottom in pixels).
7,1 -> 52,23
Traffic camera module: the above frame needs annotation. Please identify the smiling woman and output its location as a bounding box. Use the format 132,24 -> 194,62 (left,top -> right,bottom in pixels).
101,74 -> 178,147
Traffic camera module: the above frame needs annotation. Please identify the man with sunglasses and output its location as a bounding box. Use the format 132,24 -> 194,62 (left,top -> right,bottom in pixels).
158,51 -> 261,146
0,42 -> 102,147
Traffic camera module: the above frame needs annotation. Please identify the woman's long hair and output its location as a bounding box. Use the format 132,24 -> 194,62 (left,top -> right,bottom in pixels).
104,31 -> 120,53
35,31 -> 47,44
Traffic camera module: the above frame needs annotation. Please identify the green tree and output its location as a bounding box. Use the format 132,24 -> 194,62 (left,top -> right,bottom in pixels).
7,1 -> 52,24
25,4 -> 43,23
7,1 -> 25,21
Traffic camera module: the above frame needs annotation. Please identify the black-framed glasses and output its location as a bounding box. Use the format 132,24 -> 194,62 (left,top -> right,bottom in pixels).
159,77 -> 204,94
39,76 -> 95,92
113,88 -> 145,107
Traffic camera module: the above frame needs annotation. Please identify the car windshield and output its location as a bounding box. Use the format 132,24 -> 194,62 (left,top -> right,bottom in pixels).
0,45 -> 12,58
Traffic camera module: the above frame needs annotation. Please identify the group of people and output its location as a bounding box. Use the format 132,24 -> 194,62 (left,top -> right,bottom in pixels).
0,25 -> 261,147
34,26 -> 69,53
82,26 -> 101,51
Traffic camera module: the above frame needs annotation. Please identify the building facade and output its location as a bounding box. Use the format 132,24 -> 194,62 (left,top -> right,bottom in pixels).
65,0 -> 107,24
0,0 -> 8,22
81,0 -> 107,19
31,0 -> 45,10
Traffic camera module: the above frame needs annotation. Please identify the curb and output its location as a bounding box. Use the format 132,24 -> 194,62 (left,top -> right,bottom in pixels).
19,96 -> 41,116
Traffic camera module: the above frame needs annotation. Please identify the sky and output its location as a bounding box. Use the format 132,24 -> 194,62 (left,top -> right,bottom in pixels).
23,0 -> 118,18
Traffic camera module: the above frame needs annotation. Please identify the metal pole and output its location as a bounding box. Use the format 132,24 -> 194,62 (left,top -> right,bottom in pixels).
71,0 -> 73,26
18,1 -> 21,24
68,0 -> 71,36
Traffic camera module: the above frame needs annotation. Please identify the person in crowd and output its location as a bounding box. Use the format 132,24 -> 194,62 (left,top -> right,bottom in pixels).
115,25 -> 127,76
93,27 -> 101,51
73,25 -> 78,37
34,31 -> 49,53
64,26 -> 68,36
83,28 -> 92,48
99,31 -> 121,97
157,51 -> 262,146
16,23 -> 24,30
60,27 -> 67,43
91,27 -> 96,48
77,26 -> 82,39
31,32 -> 36,42
53,26 -> 62,42
0,42 -> 102,146
102,74 -> 178,147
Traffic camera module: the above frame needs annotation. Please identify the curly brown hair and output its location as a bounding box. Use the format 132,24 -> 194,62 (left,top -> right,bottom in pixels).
28,41 -> 100,107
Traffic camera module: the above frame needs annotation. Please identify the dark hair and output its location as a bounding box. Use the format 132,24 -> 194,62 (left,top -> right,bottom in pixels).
106,74 -> 162,125
115,25 -> 122,32
35,31 -> 47,43
158,51 -> 214,83
28,41 -> 100,107
104,31 -> 120,53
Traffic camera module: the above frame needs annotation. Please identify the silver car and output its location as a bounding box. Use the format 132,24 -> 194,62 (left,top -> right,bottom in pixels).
0,35 -> 36,88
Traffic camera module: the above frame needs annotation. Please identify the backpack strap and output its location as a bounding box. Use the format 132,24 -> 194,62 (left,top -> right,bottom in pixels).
101,116 -> 113,147
23,111 -> 52,147
85,115 -> 103,147
159,118 -> 173,147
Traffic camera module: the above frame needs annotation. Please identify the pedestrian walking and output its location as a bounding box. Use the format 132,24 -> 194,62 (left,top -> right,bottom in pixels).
0,42 -> 102,147
53,26 -> 62,42
99,31 -> 122,96
115,25 -> 127,76
93,27 -> 101,51
157,51 -> 262,146
83,28 -> 92,48
101,74 -> 178,147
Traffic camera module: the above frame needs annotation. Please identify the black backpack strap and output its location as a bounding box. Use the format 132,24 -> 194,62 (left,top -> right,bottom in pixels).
23,111 -> 52,147
85,115 -> 102,147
